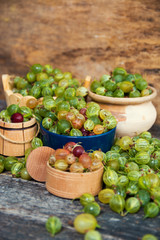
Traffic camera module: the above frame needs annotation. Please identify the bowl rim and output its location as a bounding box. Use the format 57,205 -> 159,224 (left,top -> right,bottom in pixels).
40,122 -> 116,139
46,161 -> 104,176
88,86 -> 157,105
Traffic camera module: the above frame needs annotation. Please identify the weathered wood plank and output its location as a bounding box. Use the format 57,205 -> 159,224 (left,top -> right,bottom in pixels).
0,174 -> 160,240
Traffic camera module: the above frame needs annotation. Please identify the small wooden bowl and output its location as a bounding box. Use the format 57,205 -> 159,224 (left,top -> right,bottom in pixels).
46,162 -> 104,199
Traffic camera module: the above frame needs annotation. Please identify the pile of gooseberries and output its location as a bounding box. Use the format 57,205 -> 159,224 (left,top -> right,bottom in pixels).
0,104 -> 33,123
97,131 -> 160,218
90,67 -> 153,98
11,63 -> 86,99
49,142 -> 104,173
39,99 -> 117,136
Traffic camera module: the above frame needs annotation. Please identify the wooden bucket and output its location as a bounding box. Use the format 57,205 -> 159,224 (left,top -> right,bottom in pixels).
46,162 -> 104,199
0,118 -> 38,157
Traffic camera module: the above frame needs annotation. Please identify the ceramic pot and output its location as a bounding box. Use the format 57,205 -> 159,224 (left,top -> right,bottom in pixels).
88,83 -> 157,137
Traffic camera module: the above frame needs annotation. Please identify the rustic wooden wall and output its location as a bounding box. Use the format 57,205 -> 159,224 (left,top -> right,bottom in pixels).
0,0 -> 160,122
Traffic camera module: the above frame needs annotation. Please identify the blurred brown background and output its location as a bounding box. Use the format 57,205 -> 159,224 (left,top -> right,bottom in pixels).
0,0 -> 160,121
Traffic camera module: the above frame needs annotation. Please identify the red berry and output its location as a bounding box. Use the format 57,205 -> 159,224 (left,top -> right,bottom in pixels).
11,113 -> 24,123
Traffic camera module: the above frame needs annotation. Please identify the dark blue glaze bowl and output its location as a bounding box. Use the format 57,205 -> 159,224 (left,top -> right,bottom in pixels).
40,122 -> 116,153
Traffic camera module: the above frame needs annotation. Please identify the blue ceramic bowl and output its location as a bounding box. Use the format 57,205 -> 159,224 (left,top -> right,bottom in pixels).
40,123 -> 116,152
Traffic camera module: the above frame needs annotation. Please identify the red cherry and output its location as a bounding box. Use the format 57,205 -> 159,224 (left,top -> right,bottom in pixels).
11,113 -> 24,123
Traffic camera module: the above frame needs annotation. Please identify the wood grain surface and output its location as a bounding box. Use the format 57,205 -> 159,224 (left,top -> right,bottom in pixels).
0,174 -> 160,240
0,0 -> 160,122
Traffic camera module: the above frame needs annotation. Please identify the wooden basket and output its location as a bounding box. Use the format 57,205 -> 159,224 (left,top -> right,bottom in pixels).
2,74 -> 38,106
0,118 -> 38,157
45,162 -> 104,199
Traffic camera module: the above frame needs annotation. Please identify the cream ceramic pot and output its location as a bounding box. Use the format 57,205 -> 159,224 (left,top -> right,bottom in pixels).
86,78 -> 157,137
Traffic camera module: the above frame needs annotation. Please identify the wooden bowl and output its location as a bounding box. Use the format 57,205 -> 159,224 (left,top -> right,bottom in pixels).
46,162 -> 104,199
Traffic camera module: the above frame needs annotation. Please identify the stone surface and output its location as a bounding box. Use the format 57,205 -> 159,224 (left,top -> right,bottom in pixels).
0,0 -> 160,122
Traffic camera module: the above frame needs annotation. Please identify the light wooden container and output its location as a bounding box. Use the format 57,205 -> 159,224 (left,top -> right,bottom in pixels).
46,162 -> 104,199
86,77 -> 157,137
2,74 -> 38,107
0,118 -> 38,157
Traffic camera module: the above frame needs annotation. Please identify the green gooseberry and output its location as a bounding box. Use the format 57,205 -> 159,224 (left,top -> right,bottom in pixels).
95,87 -> 106,96
109,194 -> 125,215
113,74 -> 124,83
53,68 -> 62,75
103,167 -> 118,187
29,86 -> 41,99
139,131 -> 152,141
126,181 -> 139,195
45,216 -> 62,237
76,86 -> 88,97
0,162 -> 4,173
44,64 -> 53,74
16,78 -> 28,89
150,187 -> 160,200
11,162 -> 24,178
42,117 -> 53,130
31,137 -> 43,149
83,202 -> 101,217
30,63 -> 43,74
20,106 -> 32,118
142,234 -> 158,240
100,74 -> 110,85
7,104 -> 20,116
113,89 -> 124,98
120,81 -> 133,93
26,72 -> 36,83
135,189 -> 150,207
98,188 -> 115,204
129,90 -> 141,98
36,72 -> 48,81
70,128 -> 83,136
80,193 -> 95,206
4,157 -> 18,171
125,197 -> 141,214
135,151 -> 150,165
135,138 -> 150,152
124,162 -> 139,173
103,115 -> 117,130
144,202 -> 159,219
74,213 -> 98,234
127,170 -> 141,181
56,101 -> 70,112
43,98 -> 56,111
57,119 -> 71,134
141,88 -> 150,97
113,185 -> 127,198
84,230 -> 102,240
90,80 -> 102,93
117,175 -> 129,187
135,78 -> 148,91
104,80 -> 117,91
118,136 -> 133,151
105,90 -> 113,97
113,67 -> 127,77
64,87 -> 76,100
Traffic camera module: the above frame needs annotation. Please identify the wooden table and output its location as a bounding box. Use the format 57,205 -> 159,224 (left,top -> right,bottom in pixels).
0,100 -> 160,240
